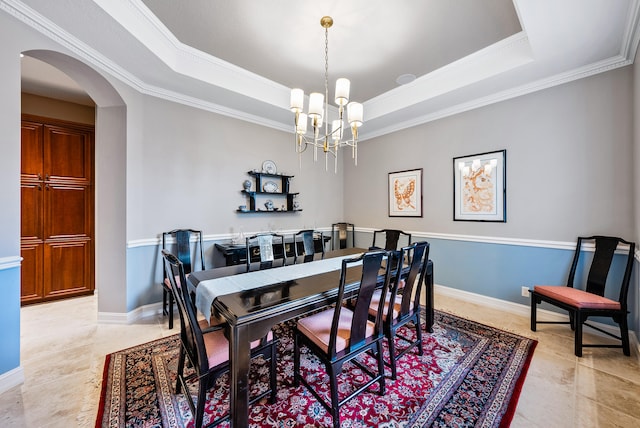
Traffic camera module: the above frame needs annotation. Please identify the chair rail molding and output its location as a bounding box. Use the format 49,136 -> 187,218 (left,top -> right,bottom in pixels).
127,227 -> 333,249
130,228 -> 636,255
0,256 -> 22,271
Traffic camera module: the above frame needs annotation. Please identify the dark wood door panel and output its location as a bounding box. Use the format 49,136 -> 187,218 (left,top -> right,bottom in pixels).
21,182 -> 43,240
44,239 -> 93,299
20,121 -> 43,180
21,116 -> 95,305
20,241 -> 44,303
44,184 -> 92,239
44,125 -> 93,183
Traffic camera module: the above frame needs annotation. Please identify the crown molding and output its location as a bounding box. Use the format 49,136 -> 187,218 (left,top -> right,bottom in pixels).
5,0 -> 640,142
360,53 -> 634,141
2,0 -> 290,132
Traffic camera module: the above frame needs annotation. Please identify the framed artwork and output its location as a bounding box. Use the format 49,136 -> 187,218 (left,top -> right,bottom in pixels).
388,168 -> 423,217
453,150 -> 506,222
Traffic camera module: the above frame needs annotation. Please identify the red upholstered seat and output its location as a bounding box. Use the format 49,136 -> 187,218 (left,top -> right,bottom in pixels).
533,285 -> 620,310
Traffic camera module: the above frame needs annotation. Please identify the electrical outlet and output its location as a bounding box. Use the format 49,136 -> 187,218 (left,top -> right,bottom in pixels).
521,286 -> 529,297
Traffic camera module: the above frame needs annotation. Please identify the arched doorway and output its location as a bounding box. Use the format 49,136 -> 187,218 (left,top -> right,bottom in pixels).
22,50 -> 128,315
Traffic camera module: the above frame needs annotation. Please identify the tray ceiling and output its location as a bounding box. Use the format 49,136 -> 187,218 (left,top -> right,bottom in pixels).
14,0 -> 640,140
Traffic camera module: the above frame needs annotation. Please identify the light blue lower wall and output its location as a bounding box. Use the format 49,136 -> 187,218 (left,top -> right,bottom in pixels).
126,244 -> 163,311
428,238 -> 575,302
0,266 -> 20,373
125,239 -> 224,311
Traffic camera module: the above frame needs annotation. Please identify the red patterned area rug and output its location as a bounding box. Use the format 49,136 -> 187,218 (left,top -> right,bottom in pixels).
96,311 -> 536,427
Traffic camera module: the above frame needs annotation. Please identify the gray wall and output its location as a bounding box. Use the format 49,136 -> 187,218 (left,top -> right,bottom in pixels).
126,96 -> 344,242
345,67 -> 634,241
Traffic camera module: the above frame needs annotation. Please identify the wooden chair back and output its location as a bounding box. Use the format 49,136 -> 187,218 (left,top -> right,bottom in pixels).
245,233 -> 286,271
294,230 -> 324,263
568,236 -> 635,307
162,250 -> 208,373
162,229 -> 204,273
371,229 -> 411,251
329,250 -> 389,358
390,241 -> 430,322
331,222 -> 355,250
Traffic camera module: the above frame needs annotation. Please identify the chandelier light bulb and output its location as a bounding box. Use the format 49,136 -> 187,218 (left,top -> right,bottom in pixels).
335,78 -> 350,106
347,102 -> 363,127
308,92 -> 324,118
290,88 -> 304,112
296,113 -> 308,134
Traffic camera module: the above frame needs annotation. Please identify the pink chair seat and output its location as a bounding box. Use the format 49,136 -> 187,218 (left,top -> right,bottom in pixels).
164,272 -> 191,289
202,328 -> 274,369
533,285 -> 621,310
297,307 -> 375,353
368,288 -> 413,321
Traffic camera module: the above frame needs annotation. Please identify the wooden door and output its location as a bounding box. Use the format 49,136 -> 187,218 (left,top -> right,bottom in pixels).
20,115 -> 95,304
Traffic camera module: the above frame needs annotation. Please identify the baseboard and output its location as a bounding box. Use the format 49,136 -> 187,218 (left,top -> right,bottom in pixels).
97,302 -> 163,324
434,283 -> 640,362
0,366 -> 24,394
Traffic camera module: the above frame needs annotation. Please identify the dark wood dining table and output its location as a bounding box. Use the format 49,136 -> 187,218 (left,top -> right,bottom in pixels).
188,247 -> 434,427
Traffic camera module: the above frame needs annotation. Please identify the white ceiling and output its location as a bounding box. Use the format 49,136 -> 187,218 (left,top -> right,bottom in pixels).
15,0 -> 640,140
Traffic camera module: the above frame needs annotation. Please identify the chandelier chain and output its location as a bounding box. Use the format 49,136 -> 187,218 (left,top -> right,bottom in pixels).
324,26 -> 330,140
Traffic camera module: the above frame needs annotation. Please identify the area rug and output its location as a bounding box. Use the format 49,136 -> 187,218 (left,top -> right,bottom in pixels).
96,311 -> 536,427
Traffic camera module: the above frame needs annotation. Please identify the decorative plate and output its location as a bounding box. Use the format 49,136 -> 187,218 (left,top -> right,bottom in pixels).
262,181 -> 279,193
262,160 -> 277,175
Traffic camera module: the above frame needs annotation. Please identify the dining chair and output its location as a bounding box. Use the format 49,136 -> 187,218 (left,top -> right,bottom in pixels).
161,250 -> 277,428
293,250 -> 390,428
161,229 -> 204,329
331,222 -> 355,250
245,232 -> 286,272
293,229 -> 324,263
368,241 -> 430,379
371,229 -> 411,251
530,235 -> 635,357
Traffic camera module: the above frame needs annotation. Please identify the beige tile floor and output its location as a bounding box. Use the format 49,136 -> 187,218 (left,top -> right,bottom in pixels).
1,292 -> 639,427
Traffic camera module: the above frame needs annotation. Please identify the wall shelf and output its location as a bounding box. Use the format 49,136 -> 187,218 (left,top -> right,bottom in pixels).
238,171 -> 300,213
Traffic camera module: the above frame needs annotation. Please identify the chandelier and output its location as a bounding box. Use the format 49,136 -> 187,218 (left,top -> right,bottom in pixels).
290,16 -> 364,173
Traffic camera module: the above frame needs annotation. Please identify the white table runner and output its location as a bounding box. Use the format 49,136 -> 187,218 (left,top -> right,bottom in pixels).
195,253 -> 362,322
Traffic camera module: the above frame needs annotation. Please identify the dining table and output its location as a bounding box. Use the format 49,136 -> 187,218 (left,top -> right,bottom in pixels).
188,247 -> 434,427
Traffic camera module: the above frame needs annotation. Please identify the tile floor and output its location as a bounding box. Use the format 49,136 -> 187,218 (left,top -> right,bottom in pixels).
1,292 -> 639,427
